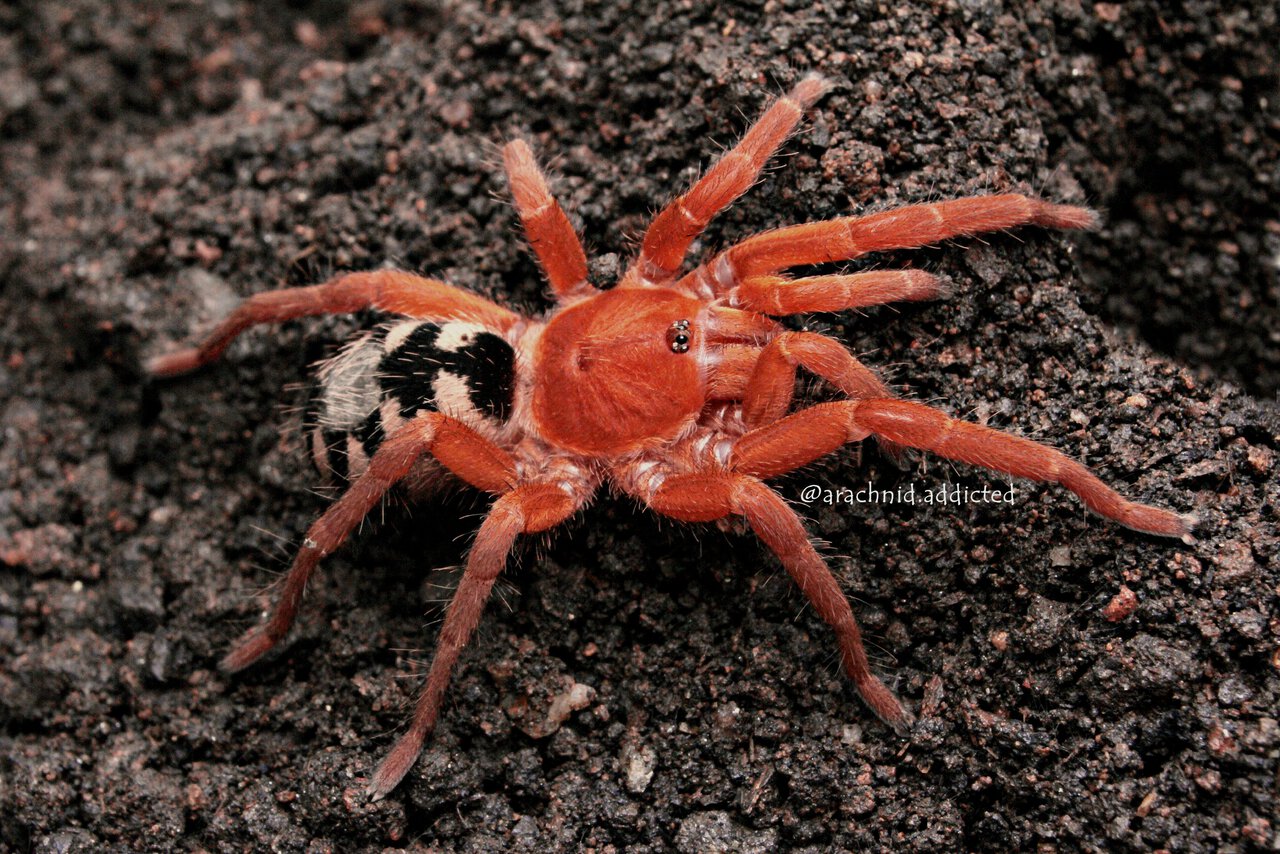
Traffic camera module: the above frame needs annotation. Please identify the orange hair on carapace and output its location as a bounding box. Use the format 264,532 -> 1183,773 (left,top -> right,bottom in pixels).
531,288 -> 707,456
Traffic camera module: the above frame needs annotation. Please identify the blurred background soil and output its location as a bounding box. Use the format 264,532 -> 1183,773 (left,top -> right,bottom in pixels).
1,1 -> 1277,851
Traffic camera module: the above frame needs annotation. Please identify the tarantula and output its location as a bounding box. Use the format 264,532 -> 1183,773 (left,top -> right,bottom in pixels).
149,73 -> 1194,799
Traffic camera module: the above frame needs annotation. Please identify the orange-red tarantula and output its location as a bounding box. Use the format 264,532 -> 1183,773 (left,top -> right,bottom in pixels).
149,73 -> 1195,799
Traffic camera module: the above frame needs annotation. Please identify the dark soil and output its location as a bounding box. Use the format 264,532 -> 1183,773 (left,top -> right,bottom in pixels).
2,1 -> 1276,851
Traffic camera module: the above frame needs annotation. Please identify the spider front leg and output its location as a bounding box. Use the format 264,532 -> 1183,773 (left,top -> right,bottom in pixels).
735,269 -> 949,316
632,74 -> 831,287
147,269 -> 520,377
503,140 -> 593,302
634,469 -> 913,731
220,412 -> 517,673
369,479 -> 585,800
729,399 -> 1195,541
684,194 -> 1097,295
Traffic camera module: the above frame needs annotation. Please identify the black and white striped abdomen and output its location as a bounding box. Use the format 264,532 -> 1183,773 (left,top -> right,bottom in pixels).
304,319 -> 516,484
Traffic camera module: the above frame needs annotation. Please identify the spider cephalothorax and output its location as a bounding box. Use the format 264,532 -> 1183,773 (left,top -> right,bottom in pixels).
149,73 -> 1195,799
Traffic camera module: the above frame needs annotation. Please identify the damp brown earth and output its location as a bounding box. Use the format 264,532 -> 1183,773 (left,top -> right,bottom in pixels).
1,2 -> 1276,851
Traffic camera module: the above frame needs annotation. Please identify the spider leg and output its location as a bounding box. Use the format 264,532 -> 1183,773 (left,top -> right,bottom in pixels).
735,269 -> 949,316
147,269 -> 521,377
368,479 -> 585,800
684,194 -> 1098,295
631,74 -> 831,287
734,327 -> 914,463
729,398 -> 1196,542
503,140 -> 593,302
219,412 -> 517,674
628,467 -> 913,731
740,330 -> 892,428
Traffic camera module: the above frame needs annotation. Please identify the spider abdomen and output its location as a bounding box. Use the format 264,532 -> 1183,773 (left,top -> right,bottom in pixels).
305,318 -> 516,485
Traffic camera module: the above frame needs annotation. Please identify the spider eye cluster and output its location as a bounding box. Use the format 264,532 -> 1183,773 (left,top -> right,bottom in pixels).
666,319 -> 692,353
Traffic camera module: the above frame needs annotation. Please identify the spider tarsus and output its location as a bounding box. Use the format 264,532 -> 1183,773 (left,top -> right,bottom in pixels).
852,670 -> 916,734
862,681 -> 916,735
366,730 -> 425,801
1122,504 -> 1198,544
1033,200 -> 1101,231
790,72 -> 834,108
145,348 -> 202,378
1179,513 -> 1201,546
925,272 -> 956,301
219,631 -> 276,674
886,706 -> 917,735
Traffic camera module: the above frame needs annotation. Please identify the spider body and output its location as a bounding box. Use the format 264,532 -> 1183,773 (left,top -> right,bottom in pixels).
148,73 -> 1194,800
